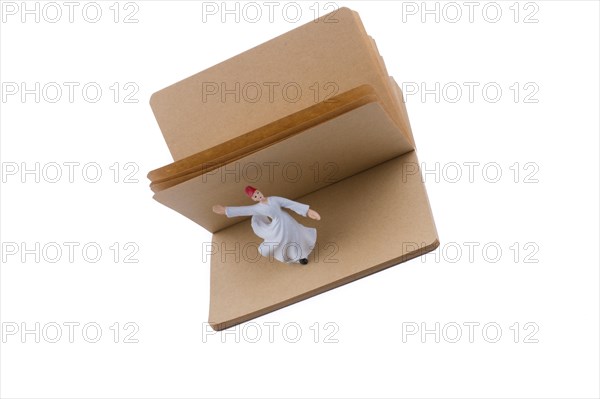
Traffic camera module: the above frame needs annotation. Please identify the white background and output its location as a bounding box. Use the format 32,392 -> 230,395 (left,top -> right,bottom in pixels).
1,1 -> 599,398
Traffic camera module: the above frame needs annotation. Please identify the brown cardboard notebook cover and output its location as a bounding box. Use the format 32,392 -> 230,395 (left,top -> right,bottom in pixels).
149,7 -> 411,161
148,8 -> 439,330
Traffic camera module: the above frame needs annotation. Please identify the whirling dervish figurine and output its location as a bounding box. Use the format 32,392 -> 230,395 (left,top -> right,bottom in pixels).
212,186 -> 321,265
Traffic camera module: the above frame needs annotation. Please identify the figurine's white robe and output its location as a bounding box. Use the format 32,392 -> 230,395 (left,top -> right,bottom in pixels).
225,196 -> 317,263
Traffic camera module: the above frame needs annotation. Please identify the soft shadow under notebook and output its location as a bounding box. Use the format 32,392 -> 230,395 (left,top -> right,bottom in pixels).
148,7 -> 439,330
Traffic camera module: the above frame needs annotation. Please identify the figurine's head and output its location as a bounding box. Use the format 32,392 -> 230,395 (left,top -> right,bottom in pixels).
245,186 -> 264,202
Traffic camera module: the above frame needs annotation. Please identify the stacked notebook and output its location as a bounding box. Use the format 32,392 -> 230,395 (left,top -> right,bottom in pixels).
148,7 -> 439,330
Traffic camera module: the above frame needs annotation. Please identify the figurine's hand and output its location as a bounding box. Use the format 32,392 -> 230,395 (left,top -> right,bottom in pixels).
307,209 -> 321,221
212,205 -> 226,215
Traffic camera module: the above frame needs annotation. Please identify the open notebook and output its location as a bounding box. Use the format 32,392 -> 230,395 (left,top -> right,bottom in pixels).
148,7 -> 439,330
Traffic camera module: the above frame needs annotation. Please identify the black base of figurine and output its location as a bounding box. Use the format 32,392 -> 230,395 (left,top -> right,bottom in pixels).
299,258 -> 309,265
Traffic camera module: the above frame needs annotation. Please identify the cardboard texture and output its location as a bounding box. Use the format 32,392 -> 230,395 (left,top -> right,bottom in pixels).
149,7 -> 411,160
209,151 -> 439,330
153,93 -> 414,233
148,7 -> 439,330
148,85 -> 382,191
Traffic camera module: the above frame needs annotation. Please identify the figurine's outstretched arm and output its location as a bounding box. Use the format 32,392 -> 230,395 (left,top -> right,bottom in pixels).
212,204 -> 258,218
272,197 -> 321,221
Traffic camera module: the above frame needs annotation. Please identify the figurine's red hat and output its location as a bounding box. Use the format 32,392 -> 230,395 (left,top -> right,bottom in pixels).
245,186 -> 257,197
